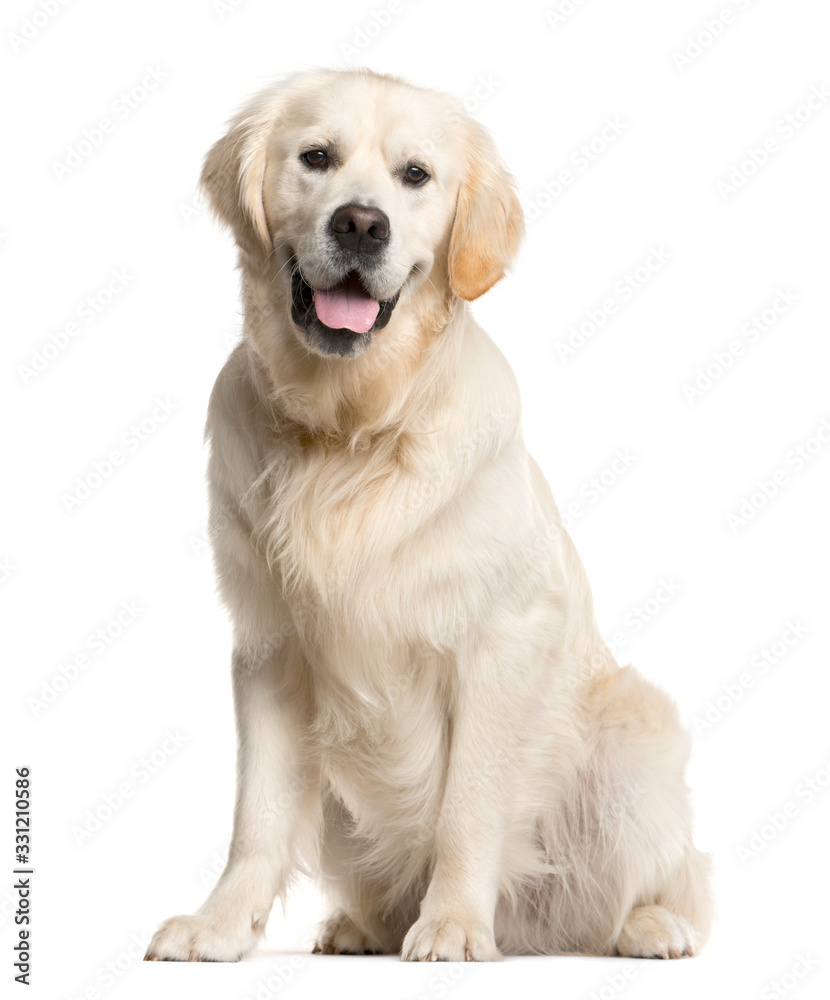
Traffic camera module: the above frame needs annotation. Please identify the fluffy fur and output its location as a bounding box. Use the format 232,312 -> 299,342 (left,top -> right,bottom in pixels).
145,68 -> 712,963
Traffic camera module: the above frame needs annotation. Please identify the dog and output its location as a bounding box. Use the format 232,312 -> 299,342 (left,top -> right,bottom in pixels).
145,68 -> 712,963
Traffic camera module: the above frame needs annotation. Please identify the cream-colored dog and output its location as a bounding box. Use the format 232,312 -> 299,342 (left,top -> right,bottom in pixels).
145,68 -> 712,963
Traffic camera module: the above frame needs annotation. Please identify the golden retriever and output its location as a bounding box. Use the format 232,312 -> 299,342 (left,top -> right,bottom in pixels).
145,68 -> 712,963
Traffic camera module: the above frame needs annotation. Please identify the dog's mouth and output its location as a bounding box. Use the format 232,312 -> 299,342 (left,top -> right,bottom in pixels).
313,271 -> 380,334
290,266 -> 401,356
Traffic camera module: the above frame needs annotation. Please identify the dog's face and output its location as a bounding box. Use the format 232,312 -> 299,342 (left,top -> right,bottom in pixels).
265,75 -> 463,359
202,70 -> 524,360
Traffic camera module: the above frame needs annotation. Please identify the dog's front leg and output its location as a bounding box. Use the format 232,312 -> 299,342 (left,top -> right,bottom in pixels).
146,644 -> 316,962
401,636 -> 535,962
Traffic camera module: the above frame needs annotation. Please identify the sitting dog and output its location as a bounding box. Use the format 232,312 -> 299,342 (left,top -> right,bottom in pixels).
145,68 -> 712,962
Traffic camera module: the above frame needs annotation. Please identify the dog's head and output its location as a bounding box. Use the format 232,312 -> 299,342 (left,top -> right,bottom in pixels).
201,69 -> 524,360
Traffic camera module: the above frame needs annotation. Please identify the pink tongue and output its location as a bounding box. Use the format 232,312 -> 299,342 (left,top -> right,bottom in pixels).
314,280 -> 380,334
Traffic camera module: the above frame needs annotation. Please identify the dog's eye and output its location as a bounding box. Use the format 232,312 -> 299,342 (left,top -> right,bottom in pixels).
403,164 -> 429,186
302,149 -> 328,169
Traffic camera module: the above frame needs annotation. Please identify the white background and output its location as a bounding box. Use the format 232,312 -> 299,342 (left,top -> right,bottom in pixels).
3,1 -> 830,998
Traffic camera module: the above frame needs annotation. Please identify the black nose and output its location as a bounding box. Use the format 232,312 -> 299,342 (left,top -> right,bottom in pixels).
330,203 -> 390,254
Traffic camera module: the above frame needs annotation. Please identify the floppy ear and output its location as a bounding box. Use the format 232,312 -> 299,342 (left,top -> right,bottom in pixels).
448,120 -> 525,301
200,91 -> 281,259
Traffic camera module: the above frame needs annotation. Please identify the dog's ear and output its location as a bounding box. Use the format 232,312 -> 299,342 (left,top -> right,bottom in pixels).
448,120 -> 525,301
200,91 -> 281,259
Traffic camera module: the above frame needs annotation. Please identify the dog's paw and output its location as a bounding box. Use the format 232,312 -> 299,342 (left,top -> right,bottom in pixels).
312,910 -> 380,955
402,913 -> 500,962
615,905 -> 695,959
144,911 -> 262,962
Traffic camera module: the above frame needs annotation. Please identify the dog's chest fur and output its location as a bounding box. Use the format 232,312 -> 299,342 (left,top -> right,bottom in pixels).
255,427 -> 500,654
